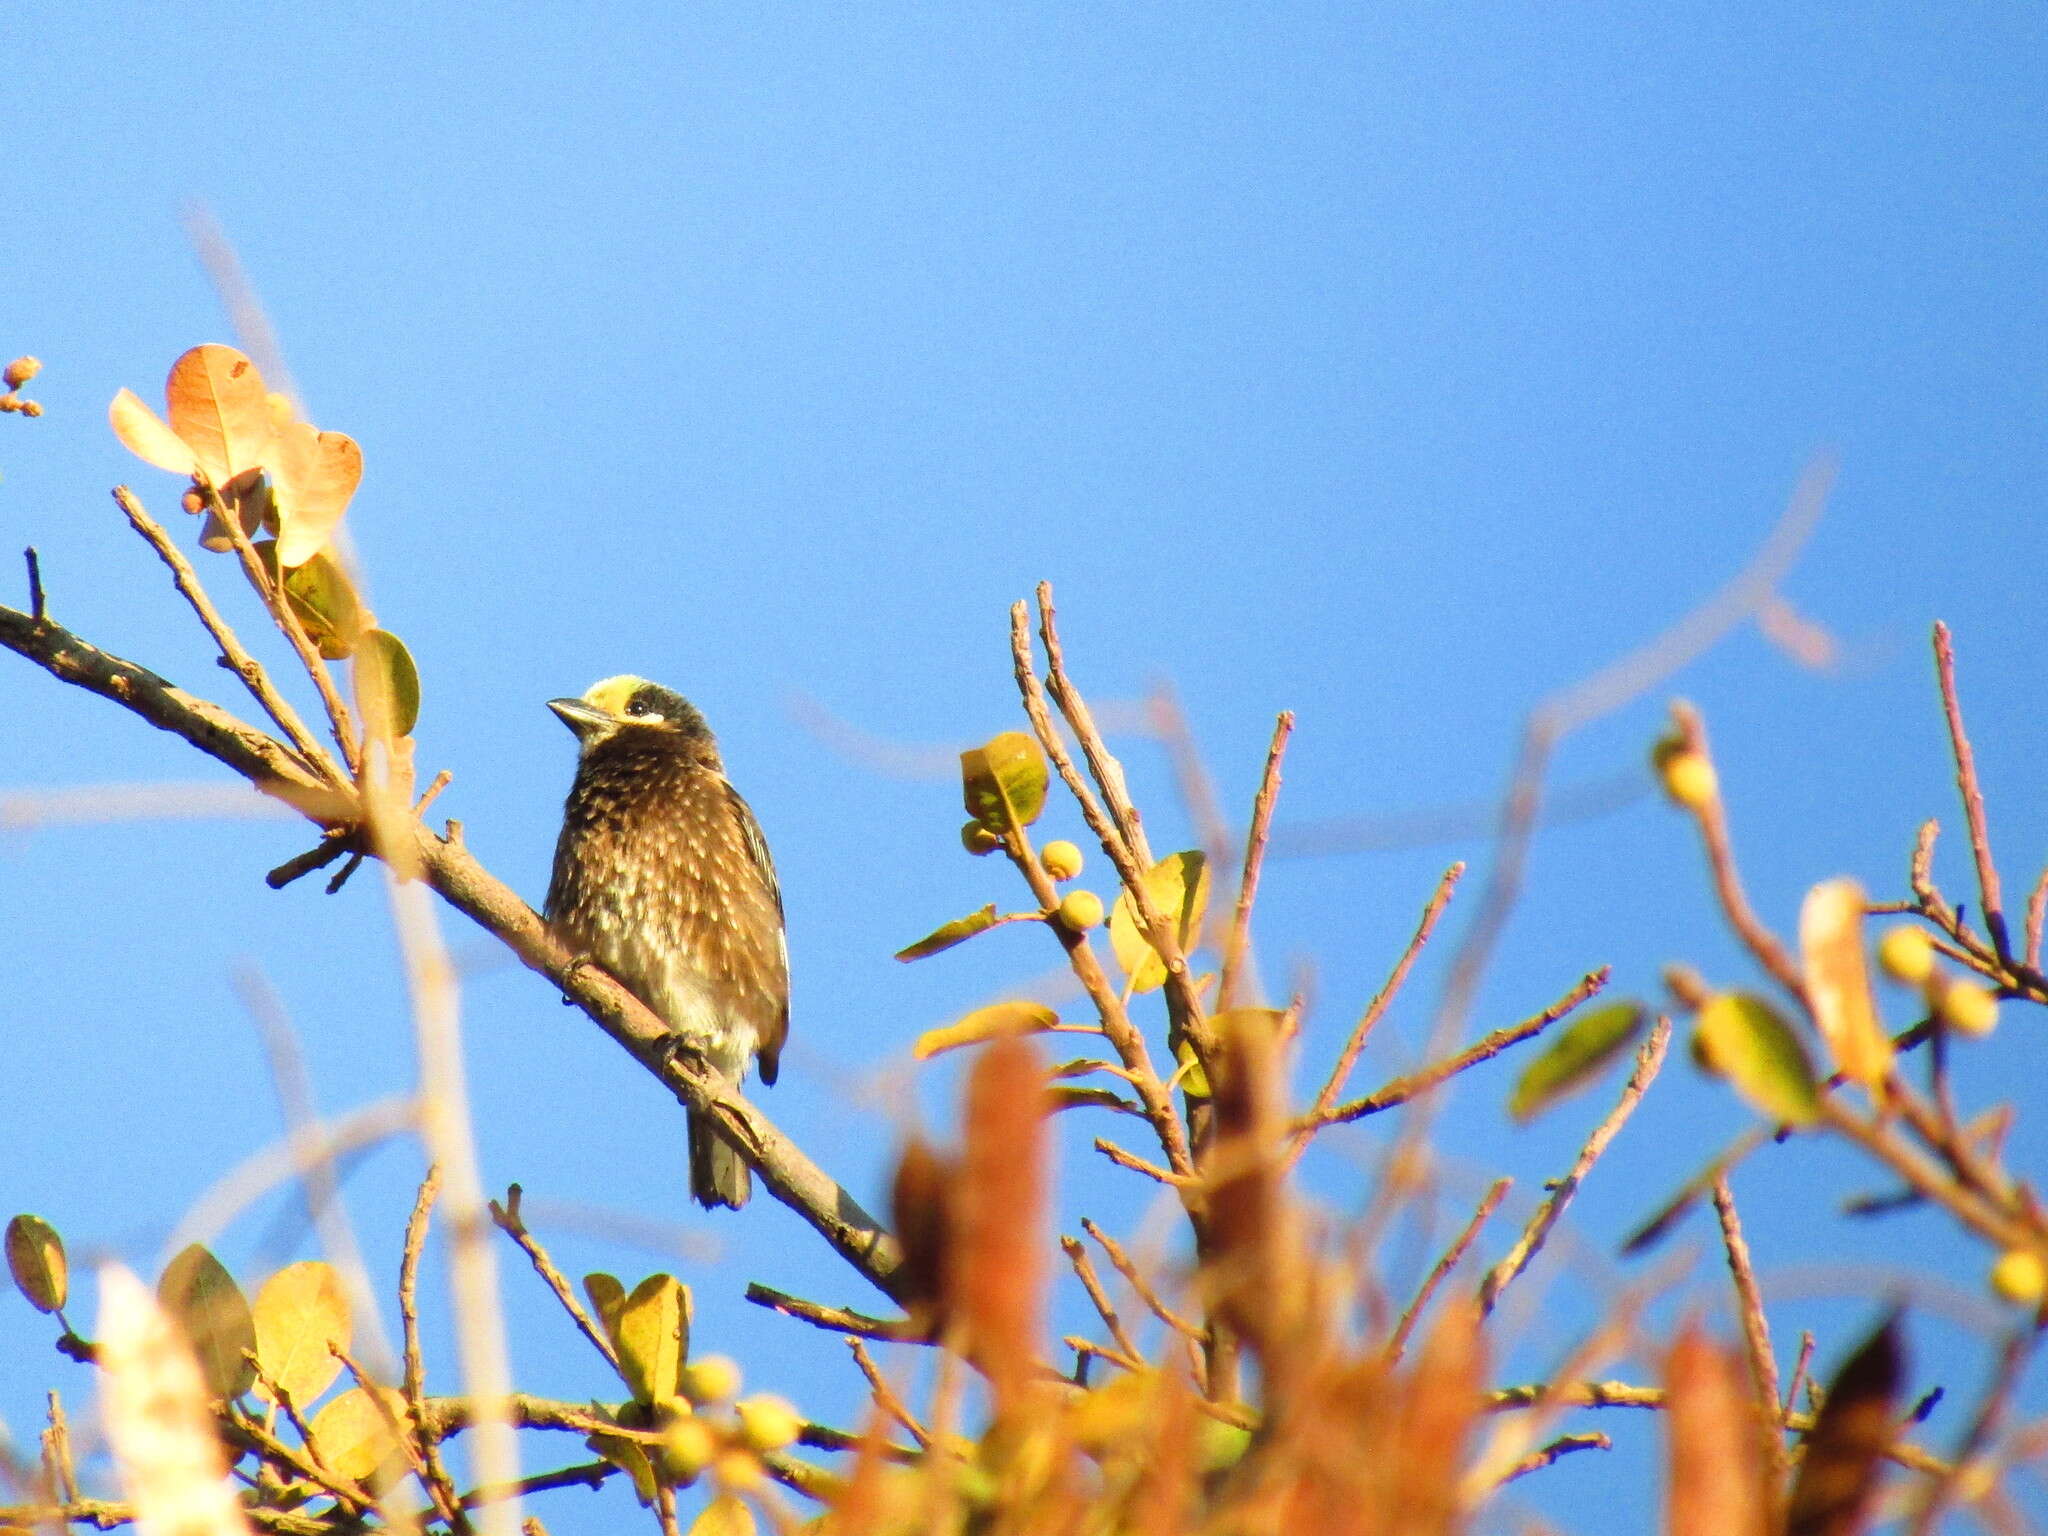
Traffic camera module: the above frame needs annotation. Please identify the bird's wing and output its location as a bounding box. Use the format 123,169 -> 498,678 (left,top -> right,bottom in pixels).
723,780 -> 784,923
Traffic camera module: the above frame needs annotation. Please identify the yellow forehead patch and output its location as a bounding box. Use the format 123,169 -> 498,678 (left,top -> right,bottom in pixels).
581,674 -> 651,717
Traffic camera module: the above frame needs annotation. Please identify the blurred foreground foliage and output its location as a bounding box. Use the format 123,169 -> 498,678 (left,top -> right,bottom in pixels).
4,344 -> 2047,1536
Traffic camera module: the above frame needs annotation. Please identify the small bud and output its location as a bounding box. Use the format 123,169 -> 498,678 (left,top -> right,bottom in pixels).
658,1413 -> 718,1484
3,357 -> 40,389
713,1448 -> 766,1492
1990,1248 -> 2046,1306
681,1354 -> 742,1404
1057,890 -> 1104,932
180,489 -> 206,516
1658,749 -> 1718,811
19,400 -> 41,418
960,820 -> 1001,856
1877,925 -> 1935,985
1940,980 -> 1999,1038
1040,840 -> 1084,881
735,1394 -> 802,1452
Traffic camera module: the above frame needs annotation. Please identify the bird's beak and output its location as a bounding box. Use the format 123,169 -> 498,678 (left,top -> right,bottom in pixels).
547,698 -> 612,738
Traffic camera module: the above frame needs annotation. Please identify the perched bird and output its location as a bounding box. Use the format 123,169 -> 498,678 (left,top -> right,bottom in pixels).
543,675 -> 788,1209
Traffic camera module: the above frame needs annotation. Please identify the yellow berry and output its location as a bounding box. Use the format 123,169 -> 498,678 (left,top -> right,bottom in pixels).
714,1448 -> 766,1492
960,820 -> 1001,856
19,399 -> 41,418
681,1354 -> 742,1404
1058,890 -> 1104,932
3,356 -> 39,389
1990,1248 -> 2046,1306
658,1414 -> 718,1483
1040,840 -> 1084,881
735,1394 -> 802,1453
0,394 -> 17,413
1877,925 -> 1935,985
180,489 -> 206,515
1941,981 -> 1999,1038
1659,751 -> 1718,811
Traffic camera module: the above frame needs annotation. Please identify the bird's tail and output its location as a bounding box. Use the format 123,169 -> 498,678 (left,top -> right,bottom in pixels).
688,1108 -> 750,1209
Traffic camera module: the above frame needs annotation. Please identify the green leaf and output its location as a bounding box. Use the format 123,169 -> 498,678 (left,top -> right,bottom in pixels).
281,551 -> 366,661
895,904 -> 999,962
157,1244 -> 257,1401
615,1274 -> 690,1406
1692,993 -> 1821,1127
1508,1002 -> 1648,1122
960,731 -> 1048,833
308,1385 -> 406,1483
353,628 -> 420,738
6,1214 -> 67,1314
1174,1039 -> 1211,1099
252,1260 -> 351,1407
1109,851 -> 1210,993
913,1001 -> 1059,1061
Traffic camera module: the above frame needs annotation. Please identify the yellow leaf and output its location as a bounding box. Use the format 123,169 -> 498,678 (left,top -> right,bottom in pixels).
1508,1002 -> 1647,1122
1692,993 -> 1820,1127
280,551 -> 368,660
960,731 -> 1048,833
252,1261 -> 351,1408
1799,878 -> 1893,1097
1109,851 -> 1209,993
912,1001 -> 1058,1061
583,1272 -> 627,1350
164,345 -> 274,486
108,388 -> 198,475
308,1385 -> 406,1484
615,1274 -> 690,1406
689,1493 -> 758,1536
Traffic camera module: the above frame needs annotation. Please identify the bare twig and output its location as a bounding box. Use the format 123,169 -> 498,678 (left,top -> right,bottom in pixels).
1492,1432 -> 1613,1487
848,1339 -> 931,1450
1709,1176 -> 1786,1484
1061,1236 -> 1142,1364
1478,1017 -> 1671,1315
1218,711 -> 1293,1011
489,1185 -> 623,1371
1081,1218 -> 1204,1343
1293,863 -> 1464,1153
23,547 -> 45,623
113,485 -> 338,784
1387,1177 -> 1510,1362
1785,1330 -> 1817,1425
1094,1137 -> 1192,1187
745,1284 -> 916,1342
400,1166 -> 472,1533
2026,867 -> 2047,972
1306,967 -> 1611,1134
1933,621 -> 2008,962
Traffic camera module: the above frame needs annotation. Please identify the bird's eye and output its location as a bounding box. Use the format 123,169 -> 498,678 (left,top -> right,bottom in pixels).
625,698 -> 650,717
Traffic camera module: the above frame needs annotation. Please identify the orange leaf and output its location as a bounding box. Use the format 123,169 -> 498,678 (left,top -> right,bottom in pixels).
1663,1325 -> 1772,1536
165,345 -> 274,485
108,388 -> 198,475
958,1036 -> 1049,1418
1799,878 -> 1893,1098
273,430 -> 364,568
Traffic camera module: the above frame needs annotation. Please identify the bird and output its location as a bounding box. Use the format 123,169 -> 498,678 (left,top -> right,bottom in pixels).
543,675 -> 788,1209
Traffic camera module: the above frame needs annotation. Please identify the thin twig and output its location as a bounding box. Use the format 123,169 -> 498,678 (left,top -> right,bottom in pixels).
23,546 -> 45,623
848,1339 -> 931,1450
1710,1175 -> 1786,1485
401,1166 -> 471,1532
1492,1432 -> 1612,1487
1081,1218 -> 1204,1343
1306,967 -> 1611,1134
113,485 -> 337,784
415,768 -> 454,818
1933,621 -> 2008,962
1218,711 -> 1293,1011
2026,867 -> 2047,972
1061,1236 -> 1142,1363
1670,702 -> 1810,1007
1292,863 -> 1464,1153
1784,1330 -> 1817,1424
1478,1017 -> 1672,1315
266,829 -> 356,889
489,1186 -> 622,1370
1387,1178 -> 1510,1362
334,1342 -> 464,1535
1094,1137 -> 1192,1187
745,1284 -> 917,1342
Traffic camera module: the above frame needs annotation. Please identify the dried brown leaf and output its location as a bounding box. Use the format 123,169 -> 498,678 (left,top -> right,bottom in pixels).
959,1035 -> 1049,1415
1786,1314 -> 1903,1536
1663,1324 -> 1772,1536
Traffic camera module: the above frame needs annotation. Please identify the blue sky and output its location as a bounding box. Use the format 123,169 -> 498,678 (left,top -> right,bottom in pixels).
5,4 -> 2047,1529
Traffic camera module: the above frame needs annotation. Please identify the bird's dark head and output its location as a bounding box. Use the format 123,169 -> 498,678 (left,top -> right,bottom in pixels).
548,675 -> 716,760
